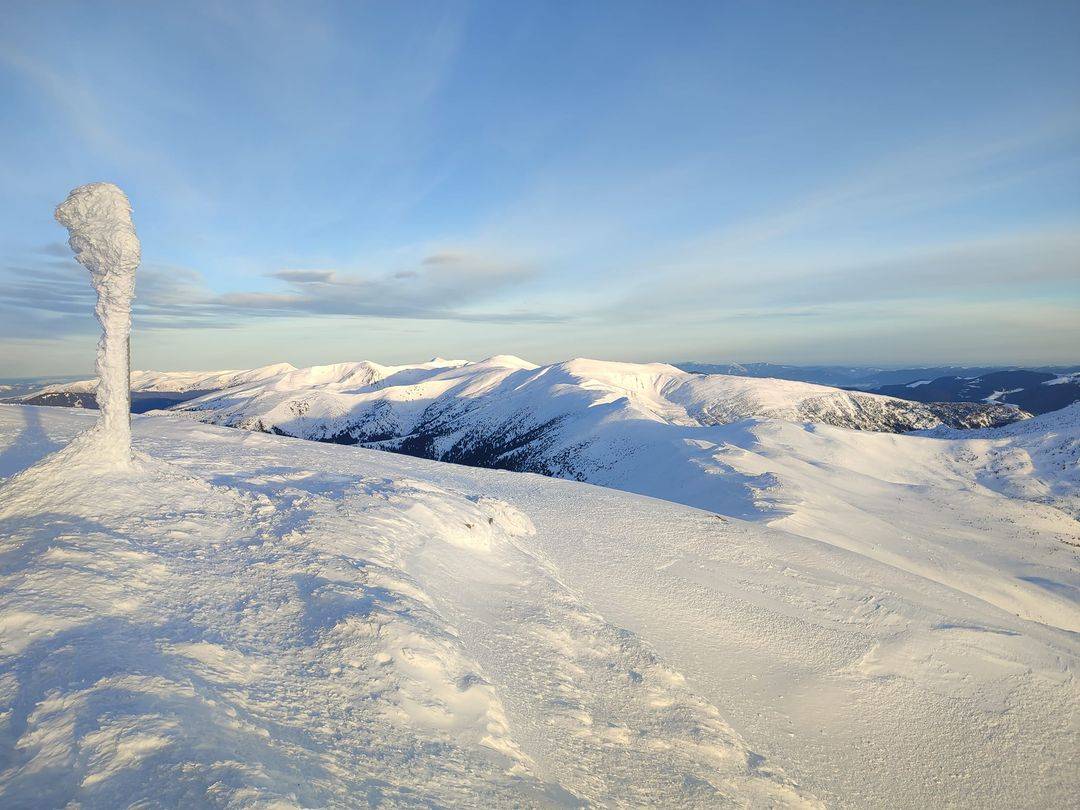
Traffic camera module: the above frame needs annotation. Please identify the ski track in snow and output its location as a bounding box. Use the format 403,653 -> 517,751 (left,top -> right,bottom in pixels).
0,406 -> 810,808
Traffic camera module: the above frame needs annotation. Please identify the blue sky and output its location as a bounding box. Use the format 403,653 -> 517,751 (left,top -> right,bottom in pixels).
1,1 -> 1078,375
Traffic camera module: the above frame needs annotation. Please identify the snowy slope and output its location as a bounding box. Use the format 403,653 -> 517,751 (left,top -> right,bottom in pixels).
0,406 -> 810,808
1,404 -> 1077,807
920,402 -> 1080,519
168,357 -> 1027,499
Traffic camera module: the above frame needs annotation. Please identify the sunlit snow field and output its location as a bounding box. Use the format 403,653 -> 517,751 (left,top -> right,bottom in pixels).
1,404 -> 1077,807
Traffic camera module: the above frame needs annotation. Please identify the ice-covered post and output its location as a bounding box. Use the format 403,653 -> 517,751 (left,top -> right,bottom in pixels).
55,183 -> 140,462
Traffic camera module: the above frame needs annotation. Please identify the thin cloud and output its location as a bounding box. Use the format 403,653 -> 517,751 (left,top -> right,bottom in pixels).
216,252 -> 559,322
667,117 -> 1080,265
268,269 -> 336,284
0,246 -> 566,338
0,44 -> 208,211
422,253 -> 461,266
604,226 -> 1080,323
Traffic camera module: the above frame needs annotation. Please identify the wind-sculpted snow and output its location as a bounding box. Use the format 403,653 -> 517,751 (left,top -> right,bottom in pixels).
919,402 -> 1080,519
0,406 -> 813,807
0,404 -> 1076,807
168,356 -> 1028,511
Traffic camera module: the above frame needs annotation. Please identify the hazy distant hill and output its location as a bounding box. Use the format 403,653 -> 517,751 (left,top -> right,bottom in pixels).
671,361 -> 1078,389
869,369 -> 1080,415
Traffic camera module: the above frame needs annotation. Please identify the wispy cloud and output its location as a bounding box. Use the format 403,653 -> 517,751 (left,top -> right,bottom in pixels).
0,43 -> 208,210
605,226 -> 1080,323
0,258 -> 224,338
268,270 -> 336,284
0,246 -> 565,340
227,251 -> 556,322
628,116 -> 1080,276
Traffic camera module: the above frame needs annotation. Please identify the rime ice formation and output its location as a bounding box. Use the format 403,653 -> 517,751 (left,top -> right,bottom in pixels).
0,185 -> 144,510
54,183 -> 140,463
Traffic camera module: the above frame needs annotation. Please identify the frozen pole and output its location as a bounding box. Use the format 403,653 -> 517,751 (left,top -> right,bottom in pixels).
55,183 -> 140,462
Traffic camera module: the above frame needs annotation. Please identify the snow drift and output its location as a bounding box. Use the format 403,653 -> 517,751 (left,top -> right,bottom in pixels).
0,406 -> 814,807
0,403 -> 1076,806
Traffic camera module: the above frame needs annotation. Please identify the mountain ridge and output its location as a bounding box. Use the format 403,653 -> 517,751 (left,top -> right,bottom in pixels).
132,356 -> 1030,512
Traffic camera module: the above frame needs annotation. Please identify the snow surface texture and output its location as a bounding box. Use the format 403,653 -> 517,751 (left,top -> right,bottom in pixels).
53,183 -> 140,465
0,404 -> 1077,807
165,356 -> 1027,513
0,406 -> 813,808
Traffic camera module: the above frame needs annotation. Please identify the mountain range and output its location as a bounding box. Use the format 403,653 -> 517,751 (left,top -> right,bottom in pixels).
142,356 -> 1039,509
8,356 -> 1043,513
675,361 -> 1005,388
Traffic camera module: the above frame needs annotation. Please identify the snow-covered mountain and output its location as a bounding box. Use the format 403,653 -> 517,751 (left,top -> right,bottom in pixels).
0,376 -> 87,401
166,356 -> 1026,510
1,402 -> 1076,806
30,362 -> 300,395
10,363 -> 298,412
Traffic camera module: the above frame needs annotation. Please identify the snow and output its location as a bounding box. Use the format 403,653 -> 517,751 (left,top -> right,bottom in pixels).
25,363 -> 300,397
0,406 -> 811,806
984,387 -> 1023,403
1,403 -> 1077,806
919,402 -> 1080,520
53,183 -> 140,465
161,357 -> 1026,513
172,357 -> 1027,441
1045,372 -> 1080,386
